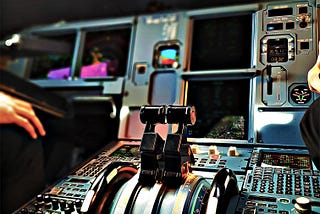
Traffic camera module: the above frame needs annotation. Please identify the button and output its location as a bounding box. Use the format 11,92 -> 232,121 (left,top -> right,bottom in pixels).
227,146 -> 239,156
52,199 -> 59,210
208,145 -> 219,155
191,145 -> 200,154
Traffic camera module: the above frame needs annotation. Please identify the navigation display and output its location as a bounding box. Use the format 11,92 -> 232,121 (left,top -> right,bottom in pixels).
30,34 -> 75,79
80,28 -> 131,78
186,78 -> 250,140
153,42 -> 180,69
190,14 -> 252,70
111,145 -> 140,158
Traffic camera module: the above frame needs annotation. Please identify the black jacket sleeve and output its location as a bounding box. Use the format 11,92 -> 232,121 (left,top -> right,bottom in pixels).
300,97 -> 320,170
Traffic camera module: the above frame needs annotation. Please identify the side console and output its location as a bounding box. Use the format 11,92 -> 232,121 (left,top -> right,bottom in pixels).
14,141 -> 140,214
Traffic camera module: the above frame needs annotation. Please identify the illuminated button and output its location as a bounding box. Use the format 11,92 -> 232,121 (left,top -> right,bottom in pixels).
191,145 -> 200,154
208,145 -> 219,155
227,146 -> 239,156
278,198 -> 290,204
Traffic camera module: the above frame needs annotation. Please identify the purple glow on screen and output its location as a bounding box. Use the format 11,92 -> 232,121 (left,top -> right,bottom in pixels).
48,67 -> 71,79
80,62 -> 107,78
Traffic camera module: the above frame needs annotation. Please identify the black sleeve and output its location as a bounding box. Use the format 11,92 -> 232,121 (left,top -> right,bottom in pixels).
300,97 -> 320,170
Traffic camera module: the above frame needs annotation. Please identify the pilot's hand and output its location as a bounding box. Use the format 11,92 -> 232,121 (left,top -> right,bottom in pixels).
0,91 -> 46,139
307,41 -> 320,94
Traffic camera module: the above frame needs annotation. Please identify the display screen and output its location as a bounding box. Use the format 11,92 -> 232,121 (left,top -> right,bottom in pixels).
260,152 -> 312,169
111,145 -> 140,158
30,34 -> 75,79
68,178 -> 90,183
29,27 -> 131,79
153,43 -> 180,69
268,8 -> 293,17
80,62 -> 107,78
186,78 -> 250,139
47,67 -> 71,79
267,38 -> 288,63
80,28 -> 131,78
190,14 -> 252,71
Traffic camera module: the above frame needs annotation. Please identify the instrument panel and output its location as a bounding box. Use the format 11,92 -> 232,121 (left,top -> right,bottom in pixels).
14,141 -> 320,214
9,0 -> 320,213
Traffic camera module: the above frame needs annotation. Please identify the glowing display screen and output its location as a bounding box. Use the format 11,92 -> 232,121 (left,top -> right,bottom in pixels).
159,49 -> 178,66
186,79 -> 249,140
260,152 -> 312,169
48,67 -> 71,79
111,145 -> 140,158
190,14 -> 252,70
267,38 -> 288,63
81,28 -> 131,78
153,43 -> 180,69
80,62 -> 107,78
30,34 -> 75,79
29,27 -> 131,79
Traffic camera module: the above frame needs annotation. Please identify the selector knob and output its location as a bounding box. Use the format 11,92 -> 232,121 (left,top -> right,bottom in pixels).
33,202 -> 42,210
59,199 -> 66,209
43,195 -> 50,203
36,194 -> 43,203
51,198 -> 59,210
67,200 -> 75,212
64,206 -> 72,214
294,197 -> 312,213
75,199 -> 82,211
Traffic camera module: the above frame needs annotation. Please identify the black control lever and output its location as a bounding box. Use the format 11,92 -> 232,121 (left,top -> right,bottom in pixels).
139,105 -> 166,184
163,105 -> 196,186
138,105 -> 196,186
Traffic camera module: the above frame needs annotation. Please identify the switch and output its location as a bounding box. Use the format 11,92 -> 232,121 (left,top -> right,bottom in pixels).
227,146 -> 239,156
209,145 -> 219,155
191,144 -> 200,154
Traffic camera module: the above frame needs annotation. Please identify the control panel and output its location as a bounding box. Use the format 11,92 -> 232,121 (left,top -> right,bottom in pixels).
10,0 -> 319,213
15,141 -> 320,214
254,0 -> 318,146
237,167 -> 320,213
15,142 -> 140,214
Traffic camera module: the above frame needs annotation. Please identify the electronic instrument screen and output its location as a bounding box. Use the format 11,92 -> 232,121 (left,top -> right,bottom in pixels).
260,152 -> 312,169
186,78 -> 250,140
111,145 -> 140,158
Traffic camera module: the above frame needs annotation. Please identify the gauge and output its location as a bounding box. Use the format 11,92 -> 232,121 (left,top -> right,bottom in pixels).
289,85 -> 312,105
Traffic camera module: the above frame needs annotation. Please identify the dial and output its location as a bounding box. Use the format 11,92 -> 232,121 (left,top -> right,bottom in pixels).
290,85 -> 312,105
